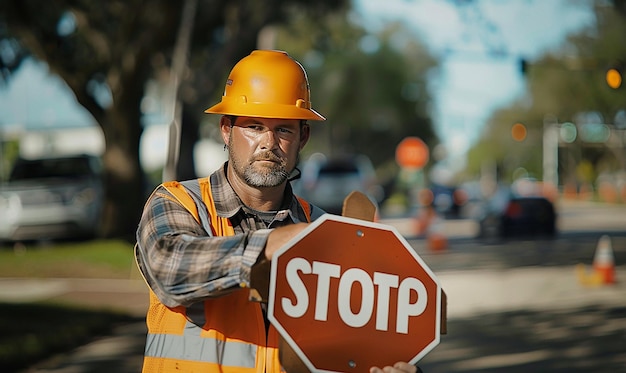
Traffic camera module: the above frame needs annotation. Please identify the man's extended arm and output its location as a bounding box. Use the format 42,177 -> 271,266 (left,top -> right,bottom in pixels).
135,186 -> 271,307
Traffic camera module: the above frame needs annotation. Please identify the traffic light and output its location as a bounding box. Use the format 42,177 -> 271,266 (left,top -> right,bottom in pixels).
519,58 -> 528,76
606,62 -> 623,89
511,122 -> 527,142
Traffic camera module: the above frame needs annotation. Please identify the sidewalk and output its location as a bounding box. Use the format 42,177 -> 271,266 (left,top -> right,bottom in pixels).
0,277 -> 149,317
2,265 -> 624,372
439,266 -> 626,319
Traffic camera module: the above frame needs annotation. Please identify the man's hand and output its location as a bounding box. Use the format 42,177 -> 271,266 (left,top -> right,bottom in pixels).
265,223 -> 309,260
370,362 -> 418,373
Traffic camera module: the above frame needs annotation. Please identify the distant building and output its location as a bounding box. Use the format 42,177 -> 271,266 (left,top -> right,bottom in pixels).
17,126 -> 105,159
1,123 -> 227,178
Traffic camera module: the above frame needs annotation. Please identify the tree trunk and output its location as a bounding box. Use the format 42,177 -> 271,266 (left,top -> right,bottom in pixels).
98,86 -> 146,241
176,103 -> 199,181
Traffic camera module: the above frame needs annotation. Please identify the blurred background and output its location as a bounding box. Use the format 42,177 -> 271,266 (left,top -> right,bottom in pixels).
0,0 -> 625,372
0,0 -> 625,240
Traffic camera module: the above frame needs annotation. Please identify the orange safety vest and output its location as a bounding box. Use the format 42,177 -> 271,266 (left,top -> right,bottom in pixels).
138,178 -> 312,373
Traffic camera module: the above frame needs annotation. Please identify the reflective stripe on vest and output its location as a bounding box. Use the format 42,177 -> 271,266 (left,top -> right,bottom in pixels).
141,177 -> 308,373
145,328 -> 257,366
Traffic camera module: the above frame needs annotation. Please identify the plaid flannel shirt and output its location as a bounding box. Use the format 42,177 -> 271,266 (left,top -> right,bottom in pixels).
135,163 -> 315,308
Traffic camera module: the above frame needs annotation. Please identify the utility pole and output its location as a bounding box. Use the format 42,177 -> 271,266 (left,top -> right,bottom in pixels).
162,0 -> 197,182
543,114 -> 559,190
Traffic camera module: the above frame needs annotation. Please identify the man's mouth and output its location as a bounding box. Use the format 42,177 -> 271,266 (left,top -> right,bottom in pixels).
253,153 -> 283,164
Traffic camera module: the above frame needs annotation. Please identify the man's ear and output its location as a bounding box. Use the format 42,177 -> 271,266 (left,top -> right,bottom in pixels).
299,123 -> 311,150
219,116 -> 232,146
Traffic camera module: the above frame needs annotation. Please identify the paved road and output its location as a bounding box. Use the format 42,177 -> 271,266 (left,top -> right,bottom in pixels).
420,303 -> 626,372
11,267 -> 624,373
5,199 -> 626,372
5,278 -> 149,373
10,268 -> 624,372
406,200 -> 626,372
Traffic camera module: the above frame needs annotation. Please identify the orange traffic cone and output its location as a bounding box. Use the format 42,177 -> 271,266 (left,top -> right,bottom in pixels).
412,205 -> 434,237
592,235 -> 616,284
427,215 -> 447,252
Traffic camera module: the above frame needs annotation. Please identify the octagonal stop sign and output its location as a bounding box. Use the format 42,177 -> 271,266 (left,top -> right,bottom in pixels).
395,136 -> 429,170
268,214 -> 442,373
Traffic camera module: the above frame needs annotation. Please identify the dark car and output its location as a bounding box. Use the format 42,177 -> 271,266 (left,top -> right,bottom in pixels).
0,154 -> 104,242
292,153 -> 382,215
429,183 -> 469,219
477,187 -> 557,239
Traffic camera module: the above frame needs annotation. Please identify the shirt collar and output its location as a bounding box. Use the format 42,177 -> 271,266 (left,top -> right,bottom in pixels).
210,162 -> 308,223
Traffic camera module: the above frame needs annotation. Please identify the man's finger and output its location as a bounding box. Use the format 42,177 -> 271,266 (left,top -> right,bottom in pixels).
391,362 -> 417,373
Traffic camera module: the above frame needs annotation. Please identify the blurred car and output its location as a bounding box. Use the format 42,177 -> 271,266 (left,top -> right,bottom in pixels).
457,180 -> 485,219
293,153 -> 383,215
477,186 -> 557,239
0,154 -> 104,242
429,183 -> 469,219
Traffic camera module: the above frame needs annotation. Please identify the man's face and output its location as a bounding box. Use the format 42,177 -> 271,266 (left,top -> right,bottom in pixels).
222,116 -> 310,188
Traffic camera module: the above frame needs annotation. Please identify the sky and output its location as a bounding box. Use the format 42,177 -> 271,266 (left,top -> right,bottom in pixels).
353,0 -> 595,170
0,58 -> 95,130
0,0 -> 596,172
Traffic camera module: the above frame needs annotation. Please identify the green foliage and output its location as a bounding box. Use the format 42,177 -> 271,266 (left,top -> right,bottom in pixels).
0,239 -> 136,279
273,12 -> 440,171
0,139 -> 19,181
0,0 -> 349,238
0,239 -> 138,371
467,2 -> 626,185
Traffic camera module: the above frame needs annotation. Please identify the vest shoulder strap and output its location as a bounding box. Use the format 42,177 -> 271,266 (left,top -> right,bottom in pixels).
162,179 -> 215,235
164,180 -> 319,230
296,196 -> 325,222
296,196 -> 311,222
161,181 -> 198,219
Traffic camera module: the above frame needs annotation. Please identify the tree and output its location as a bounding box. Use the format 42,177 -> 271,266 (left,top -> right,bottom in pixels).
272,11 -> 439,182
0,0 -> 346,240
466,0 -> 626,187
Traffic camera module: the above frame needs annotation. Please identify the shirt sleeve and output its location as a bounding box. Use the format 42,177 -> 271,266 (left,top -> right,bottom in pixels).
135,185 -> 271,308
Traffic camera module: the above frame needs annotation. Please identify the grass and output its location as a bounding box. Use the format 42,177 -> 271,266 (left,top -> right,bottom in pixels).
0,239 -> 138,279
0,239 -> 142,371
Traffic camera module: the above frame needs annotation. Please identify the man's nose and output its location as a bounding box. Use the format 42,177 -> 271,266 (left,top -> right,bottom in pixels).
260,130 -> 278,149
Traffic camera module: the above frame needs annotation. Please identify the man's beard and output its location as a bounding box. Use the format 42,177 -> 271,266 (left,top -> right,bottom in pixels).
230,148 -> 294,188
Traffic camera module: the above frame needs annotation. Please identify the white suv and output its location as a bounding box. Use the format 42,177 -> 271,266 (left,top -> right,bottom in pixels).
293,153 -> 382,215
0,154 -> 104,242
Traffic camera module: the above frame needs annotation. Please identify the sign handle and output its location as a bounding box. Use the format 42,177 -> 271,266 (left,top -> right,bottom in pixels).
249,258 -> 271,302
342,191 -> 377,221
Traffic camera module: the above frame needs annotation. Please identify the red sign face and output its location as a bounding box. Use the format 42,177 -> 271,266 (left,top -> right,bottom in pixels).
268,215 -> 441,373
395,137 -> 429,169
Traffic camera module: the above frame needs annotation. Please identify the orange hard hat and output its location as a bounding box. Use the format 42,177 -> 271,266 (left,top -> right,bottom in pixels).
205,50 -> 325,121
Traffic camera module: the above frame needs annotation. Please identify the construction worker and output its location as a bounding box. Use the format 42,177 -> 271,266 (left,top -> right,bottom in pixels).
135,50 -> 420,373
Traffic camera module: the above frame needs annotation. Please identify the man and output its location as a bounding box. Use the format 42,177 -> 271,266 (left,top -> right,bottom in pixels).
135,50 -> 418,373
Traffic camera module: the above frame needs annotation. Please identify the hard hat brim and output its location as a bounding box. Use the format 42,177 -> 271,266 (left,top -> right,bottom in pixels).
204,102 -> 326,121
